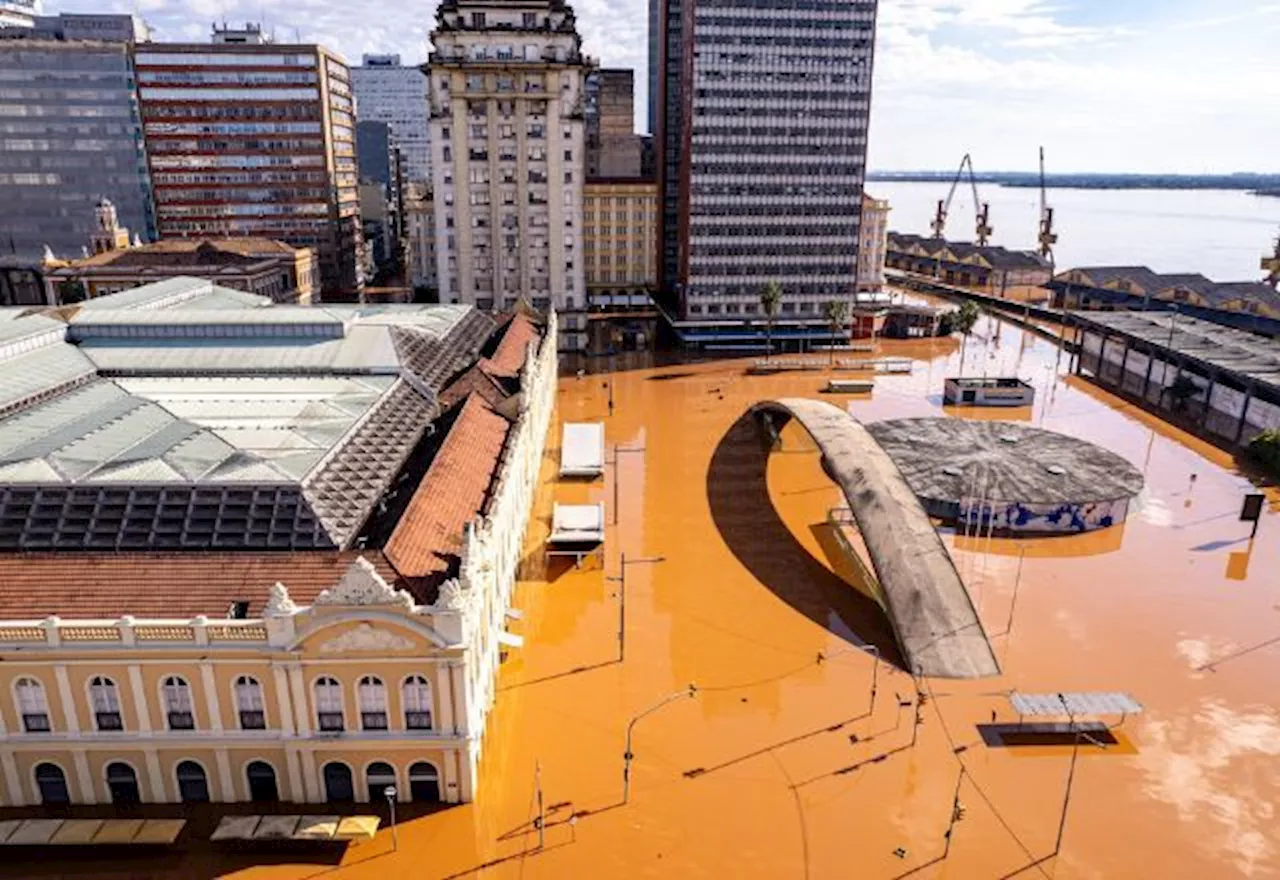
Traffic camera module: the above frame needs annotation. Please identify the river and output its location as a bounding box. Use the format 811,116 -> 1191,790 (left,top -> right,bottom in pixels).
869,180 -> 1280,282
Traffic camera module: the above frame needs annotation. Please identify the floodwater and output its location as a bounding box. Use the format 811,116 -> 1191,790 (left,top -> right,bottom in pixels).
56,311 -> 1280,878
873,181 -> 1280,282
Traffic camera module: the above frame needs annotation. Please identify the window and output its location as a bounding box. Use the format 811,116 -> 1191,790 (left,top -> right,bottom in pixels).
89,676 -> 122,731
35,763 -> 69,805
315,677 -> 344,731
162,676 -> 195,730
523,11 -> 537,27
403,675 -> 433,729
234,676 -> 266,730
15,677 -> 49,733
176,760 -> 210,803
470,11 -> 485,27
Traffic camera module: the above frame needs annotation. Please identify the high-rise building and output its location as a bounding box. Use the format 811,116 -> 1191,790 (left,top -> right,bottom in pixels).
856,193 -> 889,292
655,0 -> 878,325
0,33 -> 154,261
134,25 -> 364,297
352,54 -> 432,186
585,68 -> 641,178
426,0 -> 591,319
2,10 -> 150,41
0,0 -> 42,29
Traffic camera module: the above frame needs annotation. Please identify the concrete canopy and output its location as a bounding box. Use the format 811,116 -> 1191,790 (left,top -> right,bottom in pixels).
752,398 -> 999,679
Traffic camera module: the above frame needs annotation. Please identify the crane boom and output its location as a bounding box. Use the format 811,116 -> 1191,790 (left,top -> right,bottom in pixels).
930,154 -> 992,245
1037,146 -> 1058,265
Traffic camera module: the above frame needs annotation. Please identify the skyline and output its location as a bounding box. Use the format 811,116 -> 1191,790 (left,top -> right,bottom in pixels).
51,0 -> 1280,173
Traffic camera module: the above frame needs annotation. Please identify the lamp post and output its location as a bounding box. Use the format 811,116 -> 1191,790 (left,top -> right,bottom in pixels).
384,785 -> 398,852
623,684 -> 697,804
609,553 -> 665,663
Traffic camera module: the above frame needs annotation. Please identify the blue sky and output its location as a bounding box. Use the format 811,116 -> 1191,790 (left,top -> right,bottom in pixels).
70,0 -> 1280,172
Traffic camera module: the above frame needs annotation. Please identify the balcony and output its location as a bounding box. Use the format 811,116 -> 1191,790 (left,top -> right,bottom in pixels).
239,710 -> 266,730
406,711 -> 433,730
317,712 -> 345,732
167,711 -> 195,731
361,711 -> 389,731
95,711 -> 123,731
22,713 -> 50,733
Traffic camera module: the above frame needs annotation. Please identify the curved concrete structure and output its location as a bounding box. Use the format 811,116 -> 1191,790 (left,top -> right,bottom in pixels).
752,398 -> 999,679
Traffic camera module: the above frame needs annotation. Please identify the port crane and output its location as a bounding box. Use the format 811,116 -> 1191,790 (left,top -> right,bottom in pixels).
1037,146 -> 1058,269
930,153 -> 992,245
1264,229 -> 1280,289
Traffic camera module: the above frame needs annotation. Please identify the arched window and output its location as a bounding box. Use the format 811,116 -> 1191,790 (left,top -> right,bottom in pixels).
89,676 -> 123,731
15,677 -> 50,733
315,677 -> 344,732
408,761 -> 440,802
161,676 -> 195,730
246,760 -> 279,802
357,676 -> 387,730
402,675 -> 433,730
366,761 -> 397,802
322,762 -> 354,802
34,762 -> 69,805
176,760 -> 209,802
234,676 -> 265,730
105,762 -> 140,805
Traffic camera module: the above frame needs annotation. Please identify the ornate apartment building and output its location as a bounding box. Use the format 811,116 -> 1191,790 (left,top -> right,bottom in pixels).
426,0 -> 592,317
0,279 -> 556,808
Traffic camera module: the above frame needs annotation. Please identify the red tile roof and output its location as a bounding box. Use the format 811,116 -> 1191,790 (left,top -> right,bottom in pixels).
438,363 -> 512,410
0,551 -> 399,620
383,394 -> 511,580
482,313 -> 539,378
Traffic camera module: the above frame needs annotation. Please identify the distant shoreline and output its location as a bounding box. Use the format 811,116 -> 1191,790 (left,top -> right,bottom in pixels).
866,172 -> 1280,193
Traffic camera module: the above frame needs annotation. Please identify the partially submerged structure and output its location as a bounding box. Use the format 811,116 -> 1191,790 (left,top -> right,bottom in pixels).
752,399 -> 998,679
866,418 -> 1145,533
0,280 -> 557,807
944,377 -> 1035,407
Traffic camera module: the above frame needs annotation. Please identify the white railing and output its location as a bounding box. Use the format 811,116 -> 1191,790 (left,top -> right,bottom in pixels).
0,615 -> 269,649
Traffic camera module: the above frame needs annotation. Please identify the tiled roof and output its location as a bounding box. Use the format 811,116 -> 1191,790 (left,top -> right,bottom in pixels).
383,394 -> 510,581
0,550 -> 399,619
482,313 -> 539,378
438,363 -> 513,409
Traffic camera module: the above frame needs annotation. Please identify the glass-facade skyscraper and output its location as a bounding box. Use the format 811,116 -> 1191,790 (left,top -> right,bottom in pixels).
0,38 -> 154,261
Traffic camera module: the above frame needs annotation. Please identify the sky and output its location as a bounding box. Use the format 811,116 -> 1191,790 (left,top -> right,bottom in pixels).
69,0 -> 1280,173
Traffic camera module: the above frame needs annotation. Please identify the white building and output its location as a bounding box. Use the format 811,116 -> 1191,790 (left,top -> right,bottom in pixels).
427,0 -> 591,319
352,54 -> 433,186
856,193 -> 890,292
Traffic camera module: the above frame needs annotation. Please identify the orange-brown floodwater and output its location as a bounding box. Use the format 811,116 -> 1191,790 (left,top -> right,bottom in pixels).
139,313 -> 1280,877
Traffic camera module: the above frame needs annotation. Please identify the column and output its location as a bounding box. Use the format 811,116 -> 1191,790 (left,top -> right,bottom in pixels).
71,749 -> 96,805
144,748 -> 166,803
287,666 -> 311,737
271,666 -> 295,736
1,750 -> 24,807
53,665 -> 80,734
214,749 -> 235,803
301,749 -> 320,803
127,665 -> 152,733
437,664 -> 455,734
199,664 -> 224,734
284,747 -> 305,803
1234,384 -> 1255,445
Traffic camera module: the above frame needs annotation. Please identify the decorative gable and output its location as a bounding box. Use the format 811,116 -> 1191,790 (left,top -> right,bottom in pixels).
313,557 -> 415,608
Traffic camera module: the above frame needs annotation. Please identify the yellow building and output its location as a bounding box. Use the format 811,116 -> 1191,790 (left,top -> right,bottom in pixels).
583,179 -> 657,307
0,281 -> 557,809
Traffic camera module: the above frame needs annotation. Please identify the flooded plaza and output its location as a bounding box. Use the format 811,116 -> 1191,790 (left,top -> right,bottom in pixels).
60,309 -> 1280,879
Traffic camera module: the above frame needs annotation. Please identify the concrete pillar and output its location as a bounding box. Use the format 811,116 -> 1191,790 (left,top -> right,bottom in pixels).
53,665 -> 79,734
214,749 -> 235,803
437,663 -> 455,734
1234,384 -> 1255,445
287,665 -> 311,737
1,750 -> 24,807
200,663 -> 223,734
271,665 -> 295,735
72,749 -> 95,805
284,747 -> 305,803
127,664 -> 152,733
144,748 -> 166,803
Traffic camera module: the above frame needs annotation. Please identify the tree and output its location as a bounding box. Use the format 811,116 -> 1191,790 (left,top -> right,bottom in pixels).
952,299 -> 981,372
824,299 -> 850,368
759,280 -> 782,362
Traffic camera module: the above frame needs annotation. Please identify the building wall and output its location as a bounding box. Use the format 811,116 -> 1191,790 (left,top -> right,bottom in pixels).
0,315 -> 559,808
405,188 -> 437,291
658,0 -> 878,318
0,40 -> 154,261
427,1 -> 590,315
134,43 -> 364,297
583,180 -> 656,298
585,69 -> 641,179
856,195 -> 889,291
352,55 -> 432,186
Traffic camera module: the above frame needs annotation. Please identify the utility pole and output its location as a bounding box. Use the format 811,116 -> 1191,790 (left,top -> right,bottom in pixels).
535,761 -> 545,849
623,685 -> 698,803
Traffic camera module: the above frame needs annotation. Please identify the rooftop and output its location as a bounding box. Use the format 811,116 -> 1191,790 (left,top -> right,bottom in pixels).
0,278 -> 531,552
49,238 -> 305,271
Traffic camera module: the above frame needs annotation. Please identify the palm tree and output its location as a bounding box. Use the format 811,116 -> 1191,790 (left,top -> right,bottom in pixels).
954,299 -> 981,372
759,280 -> 783,362
824,299 -> 850,368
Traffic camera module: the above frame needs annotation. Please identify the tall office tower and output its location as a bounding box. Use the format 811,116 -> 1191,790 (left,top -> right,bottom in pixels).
0,31 -> 154,261
646,0 -> 658,135
134,24 -> 364,297
656,0 -> 878,322
0,0 -> 40,29
427,0 -> 591,315
585,68 -> 641,178
352,54 -> 432,186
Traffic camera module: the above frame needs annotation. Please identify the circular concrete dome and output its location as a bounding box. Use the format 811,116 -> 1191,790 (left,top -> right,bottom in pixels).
865,418 -> 1145,533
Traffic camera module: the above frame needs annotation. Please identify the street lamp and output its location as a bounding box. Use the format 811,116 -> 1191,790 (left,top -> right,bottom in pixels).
622,684 -> 697,803
384,785 -> 398,852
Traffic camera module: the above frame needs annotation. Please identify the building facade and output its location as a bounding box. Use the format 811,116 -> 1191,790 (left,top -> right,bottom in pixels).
427,0 -> 591,318
656,0 -> 878,321
0,36 -> 154,262
585,68 -> 641,179
856,193 -> 889,292
351,54 -> 432,186
134,27 -> 364,297
584,179 -> 656,305
42,236 -> 317,303
405,185 -> 437,294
